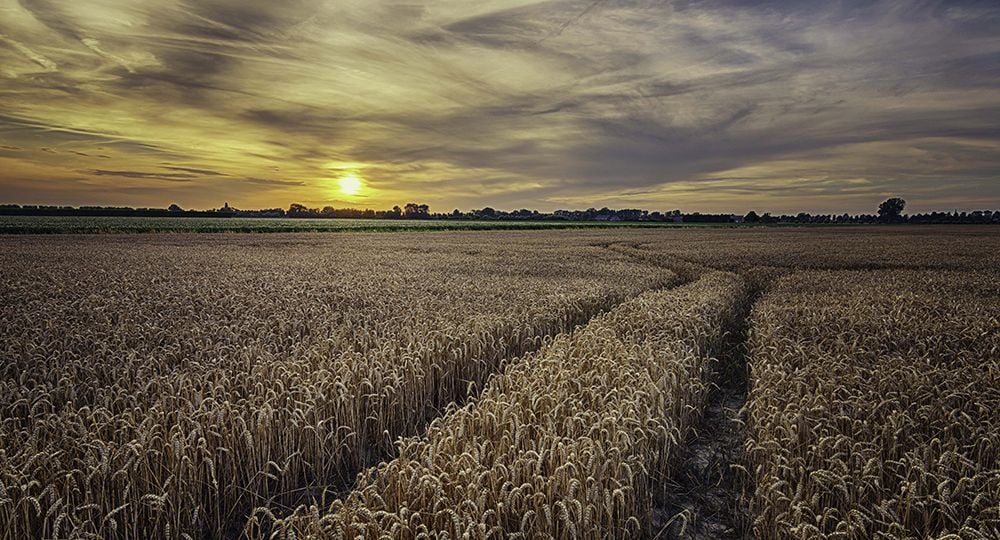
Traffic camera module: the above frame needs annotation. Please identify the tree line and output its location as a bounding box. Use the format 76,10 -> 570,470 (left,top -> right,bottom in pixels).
2,198 -> 997,224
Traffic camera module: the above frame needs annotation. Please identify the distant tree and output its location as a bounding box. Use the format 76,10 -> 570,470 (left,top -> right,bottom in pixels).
744,210 -> 759,223
402,203 -> 430,219
479,207 -> 496,218
321,206 -> 335,216
390,205 -> 402,218
288,203 -> 308,215
168,203 -> 183,213
878,198 -> 906,223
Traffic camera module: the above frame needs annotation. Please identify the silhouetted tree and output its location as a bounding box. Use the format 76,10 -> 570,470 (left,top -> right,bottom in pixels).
878,198 -> 906,223
402,203 -> 430,218
744,210 -> 759,223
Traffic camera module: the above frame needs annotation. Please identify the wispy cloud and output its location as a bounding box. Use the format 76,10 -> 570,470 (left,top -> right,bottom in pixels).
0,0 -> 998,212
91,169 -> 198,182
0,33 -> 58,71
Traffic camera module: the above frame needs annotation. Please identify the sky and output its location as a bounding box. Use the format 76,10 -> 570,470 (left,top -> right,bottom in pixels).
0,0 -> 998,214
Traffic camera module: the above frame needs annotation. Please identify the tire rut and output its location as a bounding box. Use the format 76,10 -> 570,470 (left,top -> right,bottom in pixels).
651,287 -> 758,540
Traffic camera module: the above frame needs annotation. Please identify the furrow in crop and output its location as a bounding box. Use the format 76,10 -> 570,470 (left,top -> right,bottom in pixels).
270,271 -> 747,539
650,277 -> 763,539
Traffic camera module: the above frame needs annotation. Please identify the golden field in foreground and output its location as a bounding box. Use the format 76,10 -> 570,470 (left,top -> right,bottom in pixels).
1,226 -> 997,539
748,270 -> 999,539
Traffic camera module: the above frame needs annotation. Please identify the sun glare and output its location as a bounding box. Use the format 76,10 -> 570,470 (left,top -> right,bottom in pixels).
338,174 -> 363,197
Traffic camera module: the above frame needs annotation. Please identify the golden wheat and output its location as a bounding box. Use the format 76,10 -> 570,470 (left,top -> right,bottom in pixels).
273,271 -> 747,538
616,225 -> 1000,273
3,227 -> 996,540
747,269 -> 1000,539
0,234 -> 671,539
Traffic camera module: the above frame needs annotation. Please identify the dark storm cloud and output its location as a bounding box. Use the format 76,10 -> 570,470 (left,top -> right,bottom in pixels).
0,0 -> 998,211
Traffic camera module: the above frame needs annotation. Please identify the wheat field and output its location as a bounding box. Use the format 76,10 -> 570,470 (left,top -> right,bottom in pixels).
747,270 -> 1000,539
272,272 -> 746,539
1,227 -> 998,539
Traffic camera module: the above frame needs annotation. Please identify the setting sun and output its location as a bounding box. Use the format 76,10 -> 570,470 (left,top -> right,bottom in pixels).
338,174 -> 364,197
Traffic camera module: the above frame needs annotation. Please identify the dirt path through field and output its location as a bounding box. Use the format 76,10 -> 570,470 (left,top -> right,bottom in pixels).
650,282 -> 758,539
606,242 -> 771,539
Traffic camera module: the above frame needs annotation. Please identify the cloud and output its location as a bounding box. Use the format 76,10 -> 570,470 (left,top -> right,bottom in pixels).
0,0 -> 998,212
0,34 -> 58,71
163,166 -> 229,176
243,177 -> 307,187
91,169 -> 198,182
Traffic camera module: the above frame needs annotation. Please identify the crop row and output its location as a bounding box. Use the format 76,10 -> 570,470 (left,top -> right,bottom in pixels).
271,271 -> 747,539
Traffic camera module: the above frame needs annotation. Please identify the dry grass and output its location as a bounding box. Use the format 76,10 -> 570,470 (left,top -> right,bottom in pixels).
0,235 -> 670,539
273,271 -> 747,539
747,269 -> 1000,539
